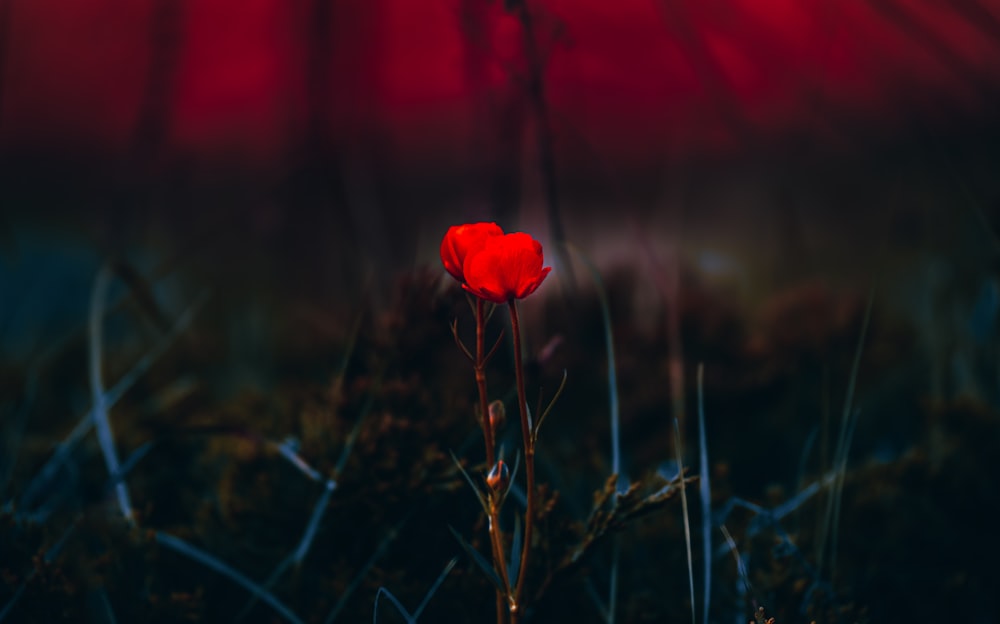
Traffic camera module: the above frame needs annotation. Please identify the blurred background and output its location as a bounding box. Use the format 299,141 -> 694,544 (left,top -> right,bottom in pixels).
2,1 -> 1000,621
3,0 -> 999,358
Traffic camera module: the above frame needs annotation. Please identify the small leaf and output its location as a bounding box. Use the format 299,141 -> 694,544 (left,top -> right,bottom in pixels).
508,515 -> 523,592
449,450 -> 488,513
484,330 -> 505,364
508,450 -> 521,495
412,557 -> 458,620
484,301 -> 498,323
532,369 -> 567,441
447,526 -> 506,594
373,587 -> 415,624
335,396 -> 373,475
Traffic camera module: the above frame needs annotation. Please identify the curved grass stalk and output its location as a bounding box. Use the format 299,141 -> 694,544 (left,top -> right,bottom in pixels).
372,556 -> 459,624
88,265 -> 133,523
637,231 -> 686,445
92,587 -> 117,624
673,419 -> 696,624
155,531 -> 304,624
816,290 -> 873,583
373,588 -> 414,624
240,401 -> 371,620
293,480 -> 336,563
697,363 -> 711,624
564,244 -> 622,482
719,524 -> 754,602
324,515 -> 410,624
17,290 -> 208,514
564,242 -> 624,623
607,538 -> 620,624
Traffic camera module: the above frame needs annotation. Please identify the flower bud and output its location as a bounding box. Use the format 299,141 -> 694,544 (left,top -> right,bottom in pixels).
486,460 -> 510,494
488,400 -> 506,434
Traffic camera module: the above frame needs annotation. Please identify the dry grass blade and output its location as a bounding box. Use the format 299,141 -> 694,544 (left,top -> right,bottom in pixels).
448,525 -> 506,594
539,470 -> 693,598
697,363 -> 711,624
509,514 -> 523,592
673,419 -> 696,624
449,450 -> 488,513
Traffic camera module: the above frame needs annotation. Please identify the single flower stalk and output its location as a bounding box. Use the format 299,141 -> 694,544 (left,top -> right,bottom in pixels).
505,297 -> 532,622
441,222 -> 504,467
441,223 -> 551,624
441,222 -> 506,623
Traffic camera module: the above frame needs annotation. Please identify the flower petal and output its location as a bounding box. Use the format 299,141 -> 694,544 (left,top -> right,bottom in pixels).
440,222 -> 504,283
462,232 -> 551,302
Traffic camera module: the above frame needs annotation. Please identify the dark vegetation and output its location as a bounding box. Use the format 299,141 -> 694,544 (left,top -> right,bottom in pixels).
2,242 -> 998,622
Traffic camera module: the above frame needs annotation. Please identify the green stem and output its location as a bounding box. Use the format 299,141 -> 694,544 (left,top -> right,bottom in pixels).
508,300 -> 535,623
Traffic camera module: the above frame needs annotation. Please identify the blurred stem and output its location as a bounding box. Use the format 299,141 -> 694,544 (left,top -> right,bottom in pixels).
508,300 -> 535,623
512,0 -> 574,291
475,298 -> 507,624
0,0 -> 10,131
131,0 -> 184,170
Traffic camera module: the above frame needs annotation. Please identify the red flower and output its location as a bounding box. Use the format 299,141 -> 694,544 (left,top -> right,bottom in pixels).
440,222 -> 504,284
462,232 -> 552,303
